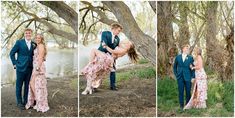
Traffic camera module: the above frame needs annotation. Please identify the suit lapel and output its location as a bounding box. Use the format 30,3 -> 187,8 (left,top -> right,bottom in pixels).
23,39 -> 30,51
179,54 -> 184,64
30,42 -> 34,52
107,31 -> 112,45
183,55 -> 189,65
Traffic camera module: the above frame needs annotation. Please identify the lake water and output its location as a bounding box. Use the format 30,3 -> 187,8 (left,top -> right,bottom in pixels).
1,48 -> 78,85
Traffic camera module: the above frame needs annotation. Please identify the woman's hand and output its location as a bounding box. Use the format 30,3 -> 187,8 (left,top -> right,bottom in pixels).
102,42 -> 107,48
190,64 -> 194,70
191,79 -> 195,83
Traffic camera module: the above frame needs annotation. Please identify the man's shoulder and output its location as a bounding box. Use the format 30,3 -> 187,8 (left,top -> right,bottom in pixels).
176,54 -> 181,58
187,55 -> 193,58
102,31 -> 111,34
15,39 -> 24,44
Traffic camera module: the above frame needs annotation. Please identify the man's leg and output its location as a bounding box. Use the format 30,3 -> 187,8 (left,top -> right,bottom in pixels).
16,71 -> 24,105
185,80 -> 192,105
177,77 -> 185,108
110,72 -> 116,90
23,69 -> 32,105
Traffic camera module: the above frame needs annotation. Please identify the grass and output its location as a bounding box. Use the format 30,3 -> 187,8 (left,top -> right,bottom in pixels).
102,65 -> 156,88
70,77 -> 78,90
157,77 -> 234,117
138,58 -> 149,64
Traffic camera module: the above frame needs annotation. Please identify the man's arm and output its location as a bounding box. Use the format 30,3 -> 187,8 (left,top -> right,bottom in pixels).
101,32 -> 109,52
191,57 -> 195,79
173,56 -> 178,77
10,40 -> 19,67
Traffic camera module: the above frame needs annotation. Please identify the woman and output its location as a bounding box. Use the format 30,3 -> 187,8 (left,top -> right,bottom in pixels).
81,40 -> 138,95
25,34 -> 49,112
184,47 -> 207,109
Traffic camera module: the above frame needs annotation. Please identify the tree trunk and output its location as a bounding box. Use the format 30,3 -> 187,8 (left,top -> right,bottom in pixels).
157,1 -> 175,78
39,1 -> 78,34
205,1 -> 218,70
102,1 -> 156,65
179,2 -> 190,47
224,27 -> 234,80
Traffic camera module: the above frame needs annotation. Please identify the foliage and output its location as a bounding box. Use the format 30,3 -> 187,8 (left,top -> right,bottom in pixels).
157,76 -> 234,117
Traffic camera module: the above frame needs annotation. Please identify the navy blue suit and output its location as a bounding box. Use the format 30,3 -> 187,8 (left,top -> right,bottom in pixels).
10,39 -> 35,105
98,31 -> 120,88
173,54 -> 195,107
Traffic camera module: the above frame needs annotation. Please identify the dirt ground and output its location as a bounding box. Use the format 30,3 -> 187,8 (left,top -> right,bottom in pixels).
1,76 -> 78,117
79,76 -> 156,117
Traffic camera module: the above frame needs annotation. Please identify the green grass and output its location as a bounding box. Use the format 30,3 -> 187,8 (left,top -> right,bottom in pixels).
157,77 -> 234,117
70,77 -> 78,90
102,66 -> 156,87
138,58 -> 149,64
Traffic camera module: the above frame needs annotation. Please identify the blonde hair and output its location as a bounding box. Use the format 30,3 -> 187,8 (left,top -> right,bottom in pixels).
36,34 -> 47,60
25,28 -> 33,33
111,23 -> 123,30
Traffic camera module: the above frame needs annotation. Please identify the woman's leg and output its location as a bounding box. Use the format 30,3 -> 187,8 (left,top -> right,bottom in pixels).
89,49 -> 105,62
29,75 -> 36,99
82,75 -> 93,95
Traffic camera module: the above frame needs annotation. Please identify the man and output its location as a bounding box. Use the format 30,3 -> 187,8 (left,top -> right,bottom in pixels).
98,23 -> 122,90
173,44 -> 195,112
10,28 -> 35,110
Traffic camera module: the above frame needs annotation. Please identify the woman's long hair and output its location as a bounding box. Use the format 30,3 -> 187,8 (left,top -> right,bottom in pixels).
127,44 -> 139,63
37,34 -> 47,60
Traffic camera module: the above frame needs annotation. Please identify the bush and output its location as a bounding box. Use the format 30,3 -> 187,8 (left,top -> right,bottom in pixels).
221,81 -> 234,112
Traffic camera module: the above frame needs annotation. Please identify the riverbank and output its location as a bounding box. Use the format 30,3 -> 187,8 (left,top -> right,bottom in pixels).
79,63 -> 156,117
1,75 -> 78,117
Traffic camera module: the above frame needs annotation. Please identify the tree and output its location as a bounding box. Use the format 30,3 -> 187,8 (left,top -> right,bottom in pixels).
157,1 -> 175,77
80,1 -> 156,65
205,1 -> 218,69
2,1 -> 78,50
157,1 -> 234,81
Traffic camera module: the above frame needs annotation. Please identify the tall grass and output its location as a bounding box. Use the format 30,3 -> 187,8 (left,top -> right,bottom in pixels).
157,77 -> 234,117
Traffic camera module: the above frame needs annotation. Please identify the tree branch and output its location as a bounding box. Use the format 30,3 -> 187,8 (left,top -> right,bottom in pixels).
148,1 -> 156,13
17,2 -> 78,43
81,1 -> 118,25
38,1 -> 78,34
2,18 -> 34,48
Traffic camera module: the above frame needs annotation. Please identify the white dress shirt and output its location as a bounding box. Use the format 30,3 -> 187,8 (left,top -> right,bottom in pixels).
25,39 -> 31,50
182,53 -> 187,62
111,32 -> 115,44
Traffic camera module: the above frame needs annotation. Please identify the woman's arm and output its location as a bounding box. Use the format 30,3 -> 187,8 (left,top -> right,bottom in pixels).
37,44 -> 45,70
193,56 -> 202,70
104,45 -> 127,55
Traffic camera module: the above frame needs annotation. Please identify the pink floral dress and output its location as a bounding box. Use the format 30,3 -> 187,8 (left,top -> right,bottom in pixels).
25,48 -> 49,112
184,56 -> 207,109
81,52 -> 114,89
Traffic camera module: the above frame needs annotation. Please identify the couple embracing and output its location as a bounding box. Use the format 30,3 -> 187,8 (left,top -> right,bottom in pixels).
10,28 -> 49,112
81,23 -> 139,95
173,44 -> 207,112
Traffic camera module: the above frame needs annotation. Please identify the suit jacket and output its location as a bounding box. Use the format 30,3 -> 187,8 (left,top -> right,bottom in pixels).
98,31 -> 120,53
173,54 -> 195,81
10,39 -> 35,72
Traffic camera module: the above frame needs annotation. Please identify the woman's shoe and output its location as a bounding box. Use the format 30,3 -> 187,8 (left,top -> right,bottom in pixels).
82,88 -> 92,95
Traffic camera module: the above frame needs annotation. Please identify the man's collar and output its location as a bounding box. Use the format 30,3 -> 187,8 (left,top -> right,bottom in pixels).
25,38 -> 31,43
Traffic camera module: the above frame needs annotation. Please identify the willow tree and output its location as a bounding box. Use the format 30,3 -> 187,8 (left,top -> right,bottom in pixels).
80,1 -> 156,65
1,1 -> 78,51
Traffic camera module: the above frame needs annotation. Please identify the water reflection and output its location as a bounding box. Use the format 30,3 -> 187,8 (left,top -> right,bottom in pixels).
1,48 -> 78,85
